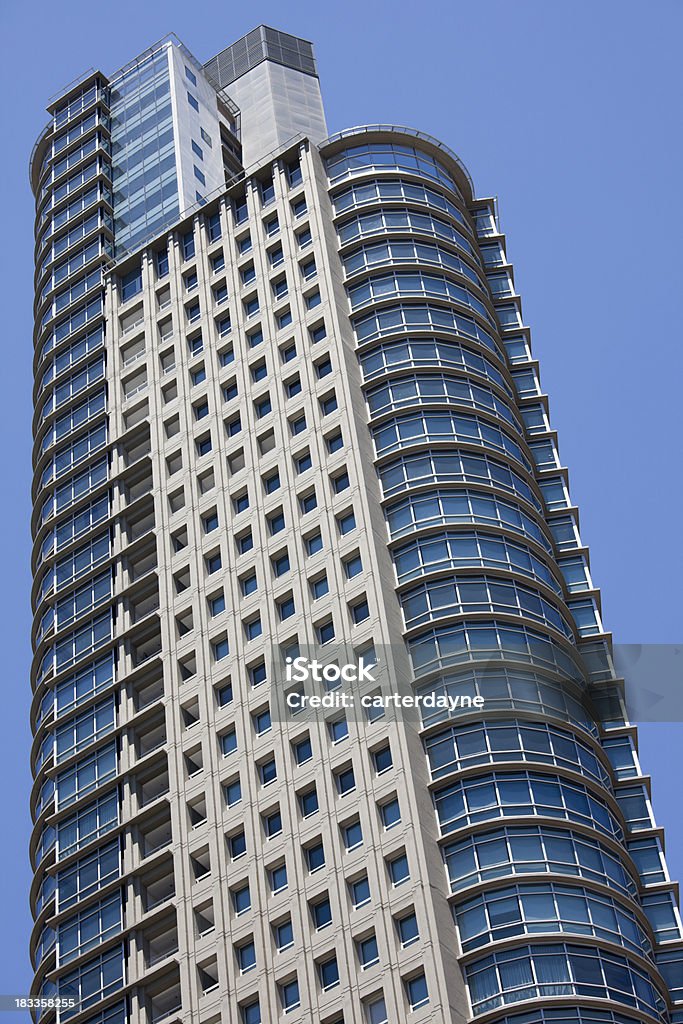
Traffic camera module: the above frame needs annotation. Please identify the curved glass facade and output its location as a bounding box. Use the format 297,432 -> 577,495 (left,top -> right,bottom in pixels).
322,127 -> 681,1023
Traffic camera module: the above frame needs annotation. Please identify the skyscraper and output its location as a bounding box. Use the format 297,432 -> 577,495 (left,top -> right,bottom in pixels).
29,23 -> 683,1024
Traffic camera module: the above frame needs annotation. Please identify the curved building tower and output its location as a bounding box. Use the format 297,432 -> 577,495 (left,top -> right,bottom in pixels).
29,25 -> 683,1024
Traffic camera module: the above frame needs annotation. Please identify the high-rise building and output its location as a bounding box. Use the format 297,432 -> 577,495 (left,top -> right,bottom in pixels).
29,24 -> 683,1024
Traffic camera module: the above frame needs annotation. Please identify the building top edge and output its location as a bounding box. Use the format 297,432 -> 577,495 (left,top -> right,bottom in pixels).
318,124 -> 476,199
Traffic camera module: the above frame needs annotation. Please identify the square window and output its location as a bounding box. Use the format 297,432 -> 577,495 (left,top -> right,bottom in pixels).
247,326 -> 263,348
306,532 -> 323,555
297,227 -> 312,248
238,232 -> 252,253
211,251 -> 225,273
327,431 -> 344,453
217,315 -> 232,338
374,745 -> 393,774
365,997 -> 388,1024
318,956 -> 339,991
245,616 -> 262,640
232,883 -> 250,914
310,322 -> 327,344
206,552 -> 222,574
223,379 -> 239,401
196,435 -> 212,456
269,510 -> 286,535
317,619 -> 335,645
380,797 -> 401,829
270,863 -> 288,893
294,736 -> 312,765
187,301 -> 201,323
265,809 -> 282,838
216,680 -> 233,705
328,718 -> 348,742
358,935 -> 379,969
338,511 -> 356,535
278,595 -> 296,620
311,896 -> 332,929
249,661 -> 267,687
233,492 -> 249,514
203,510 -> 219,533
345,553 -> 363,578
306,841 -> 325,872
226,414 -> 241,436
240,572 -> 258,596
321,393 -> 338,415
306,290 -> 321,309
342,820 -> 363,851
397,912 -> 419,947
264,470 -> 280,493
244,296 -> 260,318
311,574 -> 329,599
352,598 -> 370,624
350,875 -> 371,908
272,277 -> 288,300
188,333 -> 204,356
255,395 -> 272,418
273,552 -> 291,577
225,778 -> 242,806
333,470 -> 350,493
187,92 -> 199,112
214,282 -> 228,304
237,940 -> 256,973
191,365 -> 206,385
275,919 -> 294,952
388,853 -> 409,886
238,531 -> 254,554
316,356 -> 332,378
221,728 -> 237,756
299,788 -> 319,817
184,269 -> 198,291
405,974 -> 429,1011
281,342 -> 297,363
251,361 -> 267,382
279,978 -> 299,1012
296,451 -> 312,473
269,244 -> 284,266
265,214 -> 279,234
254,708 -> 272,734
241,264 -> 256,286
277,309 -> 293,330
292,197 -> 307,217
213,637 -> 229,661
286,376 -> 302,397
210,593 -> 226,616
194,399 -> 209,421
241,1003 -> 260,1024
300,491 -> 317,514
290,414 -> 307,436
260,758 -> 277,786
301,257 -> 317,280
336,766 -> 356,796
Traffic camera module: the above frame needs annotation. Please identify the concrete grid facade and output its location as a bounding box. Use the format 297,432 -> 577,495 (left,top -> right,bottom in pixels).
29,24 -> 683,1024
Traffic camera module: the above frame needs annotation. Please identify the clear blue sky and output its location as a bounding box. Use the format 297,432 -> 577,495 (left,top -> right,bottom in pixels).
1,0 -> 681,1000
